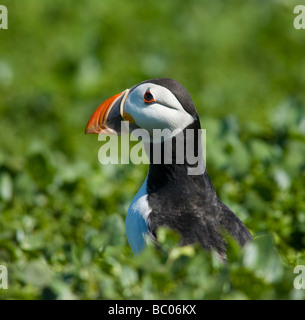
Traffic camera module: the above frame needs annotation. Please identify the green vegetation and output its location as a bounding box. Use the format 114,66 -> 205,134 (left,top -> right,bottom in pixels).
0,0 -> 305,299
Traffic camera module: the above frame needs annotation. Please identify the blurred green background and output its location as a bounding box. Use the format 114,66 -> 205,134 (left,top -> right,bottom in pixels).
1,0 -> 305,299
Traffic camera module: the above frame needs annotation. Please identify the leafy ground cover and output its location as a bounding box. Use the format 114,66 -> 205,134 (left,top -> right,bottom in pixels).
0,0 -> 305,299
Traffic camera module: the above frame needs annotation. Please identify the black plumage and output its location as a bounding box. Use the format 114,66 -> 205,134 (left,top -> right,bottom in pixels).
138,78 -> 252,259
86,77 -> 252,258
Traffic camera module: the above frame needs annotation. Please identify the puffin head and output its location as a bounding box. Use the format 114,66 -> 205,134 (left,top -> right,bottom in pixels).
85,78 -> 199,140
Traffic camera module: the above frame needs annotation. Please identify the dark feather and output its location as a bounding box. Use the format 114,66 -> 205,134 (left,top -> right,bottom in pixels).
146,117 -> 252,259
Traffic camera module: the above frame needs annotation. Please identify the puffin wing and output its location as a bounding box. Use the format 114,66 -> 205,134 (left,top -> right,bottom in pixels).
217,200 -> 252,246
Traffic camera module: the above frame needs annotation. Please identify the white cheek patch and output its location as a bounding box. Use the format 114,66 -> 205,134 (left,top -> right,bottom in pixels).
125,83 -> 195,139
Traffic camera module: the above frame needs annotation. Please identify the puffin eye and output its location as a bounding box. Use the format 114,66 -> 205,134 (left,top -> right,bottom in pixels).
143,89 -> 155,104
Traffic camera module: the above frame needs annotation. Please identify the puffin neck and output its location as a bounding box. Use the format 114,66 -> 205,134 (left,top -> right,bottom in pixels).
145,118 -> 205,191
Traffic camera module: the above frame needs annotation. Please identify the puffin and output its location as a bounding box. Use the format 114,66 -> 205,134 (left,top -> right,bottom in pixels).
85,78 -> 252,259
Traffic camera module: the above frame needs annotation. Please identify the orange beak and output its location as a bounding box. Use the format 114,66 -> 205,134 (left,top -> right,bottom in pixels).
85,89 -> 129,135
